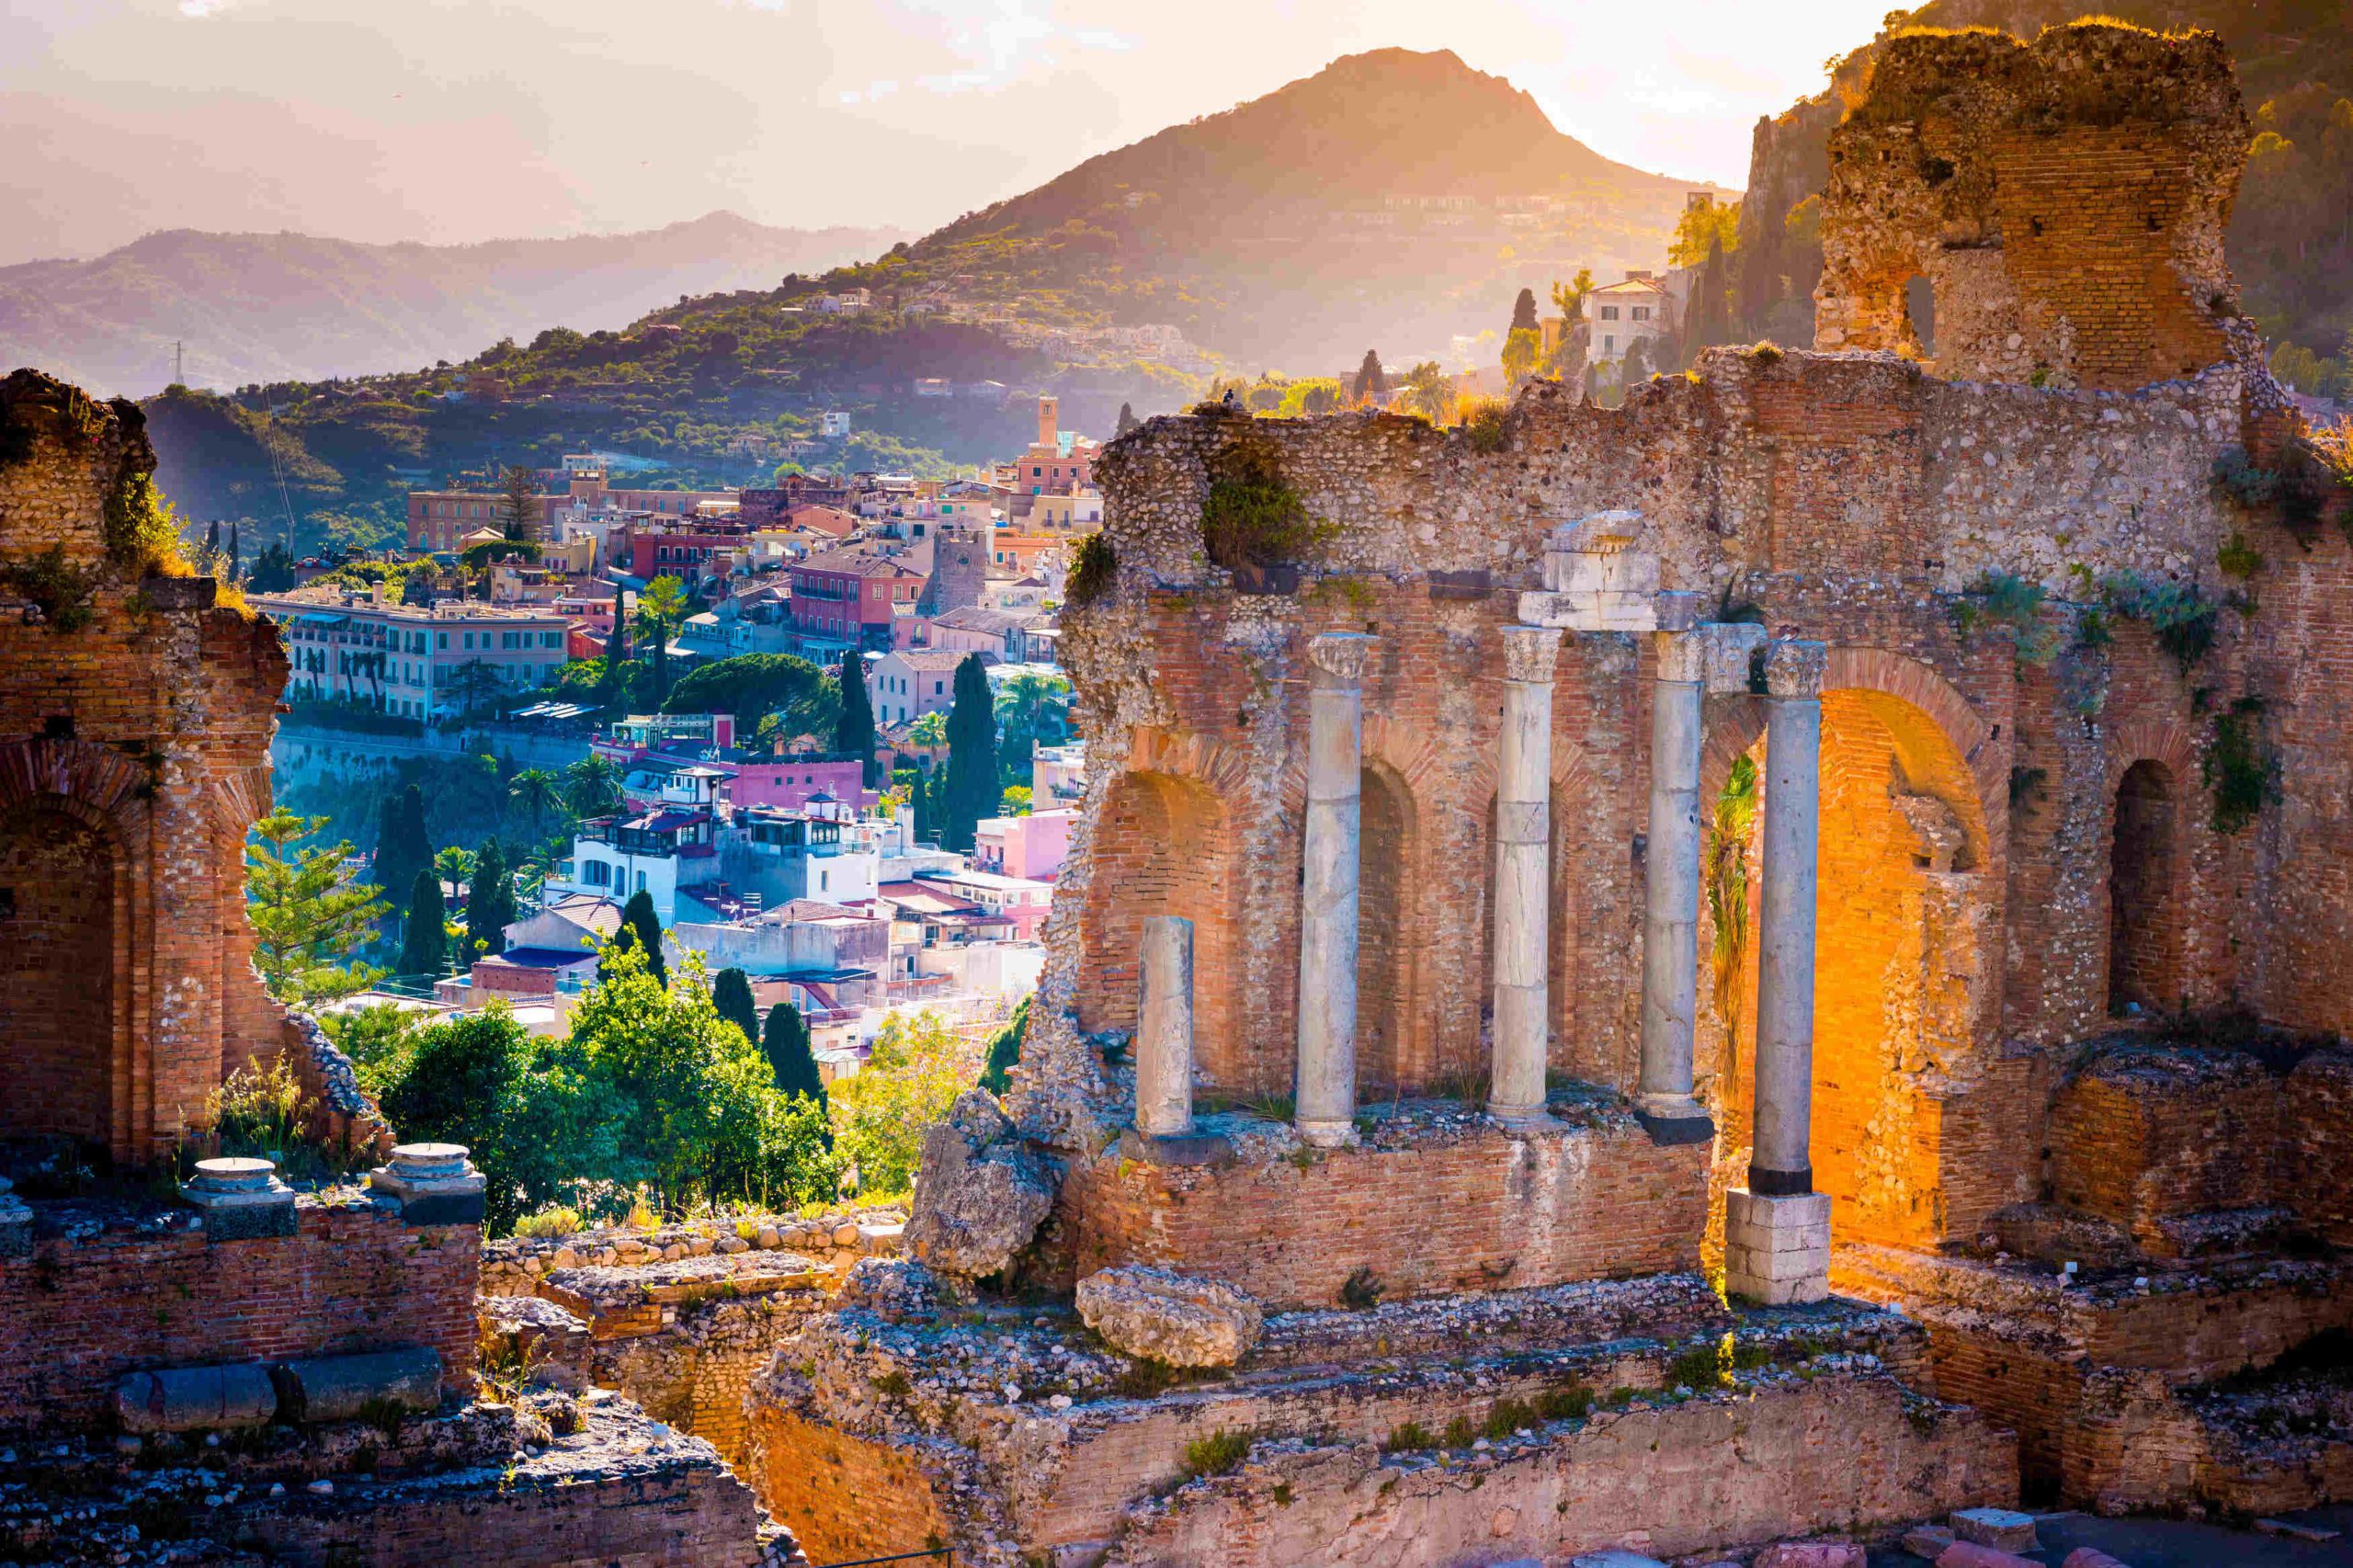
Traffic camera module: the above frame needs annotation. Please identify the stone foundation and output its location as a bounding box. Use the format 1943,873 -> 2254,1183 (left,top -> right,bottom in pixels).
1725,1189 -> 1832,1305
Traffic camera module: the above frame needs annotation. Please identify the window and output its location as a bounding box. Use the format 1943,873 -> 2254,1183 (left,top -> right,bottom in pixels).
1631,306 -> 1651,322
438,632 -> 449,649
934,680 -> 943,696
1599,305 -> 1620,321
1603,335 -> 1615,355
462,632 -> 474,650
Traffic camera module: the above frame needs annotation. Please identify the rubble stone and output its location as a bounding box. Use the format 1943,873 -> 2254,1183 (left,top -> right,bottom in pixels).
904,1090 -> 1058,1278
1074,1266 -> 1263,1368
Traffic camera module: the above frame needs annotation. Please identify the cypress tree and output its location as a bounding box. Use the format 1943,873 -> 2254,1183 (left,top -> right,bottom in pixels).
1508,287 -> 1539,337
941,654 -> 998,854
761,1002 -> 825,1106
400,869 -> 447,977
465,838 -> 515,960
1352,351 -> 1386,403
1114,402 -> 1139,436
712,967 -> 760,1049
834,648 -> 878,786
226,520 -> 239,577
374,784 -> 432,938
621,887 -> 667,989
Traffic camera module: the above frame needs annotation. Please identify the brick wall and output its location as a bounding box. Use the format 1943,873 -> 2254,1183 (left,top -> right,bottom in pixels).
744,1411 -> 955,1566
2047,1049 -> 2289,1250
1064,1119 -> 1705,1311
0,1199 -> 478,1436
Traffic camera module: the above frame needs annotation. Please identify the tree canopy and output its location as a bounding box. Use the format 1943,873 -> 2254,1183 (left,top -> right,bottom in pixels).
244,809 -> 385,1004
834,648 -> 878,784
940,653 -> 1000,852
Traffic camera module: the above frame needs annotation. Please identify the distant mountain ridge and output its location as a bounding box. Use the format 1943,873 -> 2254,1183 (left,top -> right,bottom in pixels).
0,212 -> 913,398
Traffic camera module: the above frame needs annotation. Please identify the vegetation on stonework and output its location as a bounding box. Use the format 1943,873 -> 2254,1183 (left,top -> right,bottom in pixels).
1179,1428 -> 1252,1481
828,1009 -> 978,1196
2100,572 -> 2221,674
191,1053 -> 354,1184
0,546 -> 102,632
1458,396 -> 1509,453
103,470 -> 194,577
2204,696 -> 2281,835
1951,570 -> 2060,665
1200,441 -> 1319,569
244,808 -> 388,1005
1706,756 -> 1759,1066
1064,529 -> 1116,608
979,994 -> 1029,1096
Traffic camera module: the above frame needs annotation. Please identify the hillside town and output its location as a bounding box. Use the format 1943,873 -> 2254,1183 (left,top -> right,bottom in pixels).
244,392 -> 1098,1083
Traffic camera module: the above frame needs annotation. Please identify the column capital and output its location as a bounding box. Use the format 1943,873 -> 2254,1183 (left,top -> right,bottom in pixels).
1699,622 -> 1769,695
1764,639 -> 1828,699
1306,631 -> 1376,687
1654,627 -> 1706,685
1498,624 -> 1563,683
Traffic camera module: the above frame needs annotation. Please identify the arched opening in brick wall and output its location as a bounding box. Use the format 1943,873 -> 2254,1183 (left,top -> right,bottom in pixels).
1075,769 -> 1245,1088
2108,760 -> 2180,1016
1357,763 -> 1419,1101
1704,686 -> 1995,1256
0,801 -> 120,1154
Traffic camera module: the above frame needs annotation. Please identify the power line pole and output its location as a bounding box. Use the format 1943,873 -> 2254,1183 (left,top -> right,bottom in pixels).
174,340 -> 184,387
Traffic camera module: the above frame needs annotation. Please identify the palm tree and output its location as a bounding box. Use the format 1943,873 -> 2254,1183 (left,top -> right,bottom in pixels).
634,574 -> 691,702
510,767 -> 563,835
563,753 -> 622,819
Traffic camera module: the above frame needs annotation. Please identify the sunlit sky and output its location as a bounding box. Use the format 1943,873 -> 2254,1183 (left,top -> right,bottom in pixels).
0,0 -> 1896,266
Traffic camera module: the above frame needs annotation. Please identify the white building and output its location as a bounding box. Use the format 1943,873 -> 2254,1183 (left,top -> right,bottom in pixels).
1583,272 -> 1678,366
257,588 -> 571,722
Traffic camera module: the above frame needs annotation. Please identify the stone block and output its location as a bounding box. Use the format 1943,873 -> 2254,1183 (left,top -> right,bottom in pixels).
1950,1506 -> 2038,1552
367,1142 -> 487,1226
1076,1265 -> 1263,1368
269,1346 -> 443,1424
1935,1545 -> 2039,1568
1755,1543 -> 1866,1568
113,1363 -> 278,1433
904,1089 -> 1056,1278
2061,1550 -> 2132,1568
1725,1188 -> 1833,1304
1904,1525 -> 1957,1560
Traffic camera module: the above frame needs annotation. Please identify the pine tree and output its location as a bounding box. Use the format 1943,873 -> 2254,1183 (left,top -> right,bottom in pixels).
762,1002 -> 825,1106
941,654 -> 999,854
834,648 -> 878,786
226,520 -> 239,577
244,809 -> 387,1004
712,967 -> 760,1050
1115,402 -> 1139,436
400,869 -> 447,977
1352,351 -> 1386,403
1509,287 -> 1540,337
466,838 -> 515,960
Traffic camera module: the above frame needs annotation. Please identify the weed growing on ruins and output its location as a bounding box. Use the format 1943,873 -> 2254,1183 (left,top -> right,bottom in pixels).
1200,441 -> 1321,570
0,546 -> 101,632
102,469 -> 193,576
1537,1382 -> 1595,1421
1706,756 -> 1758,1065
2214,447 -> 2284,508
2101,573 -> 2221,674
1064,529 -> 1116,608
1665,1338 -> 1736,1392
1954,571 -> 2061,665
2009,767 -> 2049,811
514,1206 -> 585,1238
1339,1266 -> 1386,1311
1179,1428 -> 1252,1480
870,1369 -> 913,1400
2073,605 -> 2113,651
2203,697 -> 2280,835
2218,532 -> 2266,580
1381,1421 -> 1435,1452
1482,1397 -> 1540,1439
1441,1416 -> 1476,1449
1458,397 -> 1508,453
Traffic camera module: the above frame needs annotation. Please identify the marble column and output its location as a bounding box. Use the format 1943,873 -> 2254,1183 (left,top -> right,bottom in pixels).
1636,593 -> 1714,1145
1295,632 -> 1375,1147
1136,915 -> 1195,1138
1489,625 -> 1563,1128
1726,638 -> 1831,1306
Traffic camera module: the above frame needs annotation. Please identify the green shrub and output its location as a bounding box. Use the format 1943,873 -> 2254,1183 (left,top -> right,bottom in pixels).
1665,1339 -> 1733,1391
1339,1266 -> 1384,1311
102,470 -> 190,575
2204,697 -> 2279,835
2217,531 -> 2265,580
1955,571 -> 2060,665
1459,397 -> 1508,453
1065,530 -> 1116,608
1482,1397 -> 1540,1439
2213,447 -> 2282,507
514,1206 -> 584,1239
0,547 -> 101,633
2103,573 -> 2221,674
1381,1421 -> 1435,1452
1180,1428 -> 1252,1479
1200,445 -> 1318,569
1537,1382 -> 1594,1421
1441,1415 -> 1475,1449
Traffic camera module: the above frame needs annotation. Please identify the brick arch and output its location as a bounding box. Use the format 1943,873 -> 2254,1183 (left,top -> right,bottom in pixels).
0,737 -> 150,1163
2101,718 -> 2199,1017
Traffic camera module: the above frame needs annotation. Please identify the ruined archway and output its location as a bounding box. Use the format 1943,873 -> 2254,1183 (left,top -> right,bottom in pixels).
1699,662 -> 2001,1255
2108,759 -> 2179,1016
0,799 -> 121,1154
1076,768 -> 1245,1088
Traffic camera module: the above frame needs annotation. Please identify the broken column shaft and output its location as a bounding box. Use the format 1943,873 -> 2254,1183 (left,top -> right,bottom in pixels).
1136,915 -> 1195,1138
1636,595 -> 1713,1144
1295,631 -> 1375,1147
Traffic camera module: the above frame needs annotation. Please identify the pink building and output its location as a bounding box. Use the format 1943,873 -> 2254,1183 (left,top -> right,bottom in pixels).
974,809 -> 1073,882
729,756 -> 872,812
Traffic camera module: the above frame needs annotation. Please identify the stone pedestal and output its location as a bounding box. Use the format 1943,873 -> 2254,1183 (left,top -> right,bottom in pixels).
1296,633 -> 1375,1147
369,1142 -> 487,1226
180,1157 -> 298,1241
1752,641 -> 1826,1198
1490,625 -> 1563,1127
1723,1188 -> 1833,1304
1136,915 -> 1196,1139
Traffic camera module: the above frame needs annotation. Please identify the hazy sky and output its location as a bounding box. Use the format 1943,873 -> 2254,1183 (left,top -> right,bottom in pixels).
1,0 -> 1894,266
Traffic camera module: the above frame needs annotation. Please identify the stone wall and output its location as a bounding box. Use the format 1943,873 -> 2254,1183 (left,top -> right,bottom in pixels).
0,1192 -> 478,1436
1813,25 -> 2247,393
1060,1108 -> 1703,1310
0,369 -> 295,1166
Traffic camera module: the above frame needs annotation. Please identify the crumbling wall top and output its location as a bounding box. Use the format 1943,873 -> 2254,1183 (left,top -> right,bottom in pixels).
1815,22 -> 2250,392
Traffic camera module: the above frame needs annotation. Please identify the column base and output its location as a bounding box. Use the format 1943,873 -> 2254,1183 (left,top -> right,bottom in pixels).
1293,1118 -> 1358,1149
1723,1187 -> 1832,1305
1485,1101 -> 1557,1133
1634,1093 -> 1715,1147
